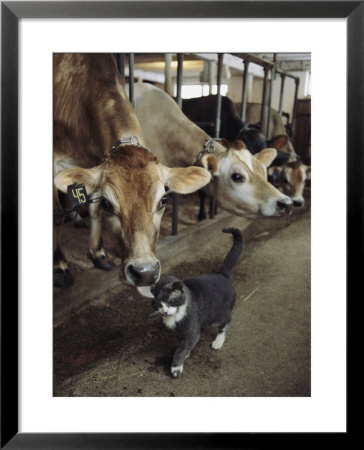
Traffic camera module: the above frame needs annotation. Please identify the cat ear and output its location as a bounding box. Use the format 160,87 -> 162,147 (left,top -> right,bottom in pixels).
172,281 -> 184,292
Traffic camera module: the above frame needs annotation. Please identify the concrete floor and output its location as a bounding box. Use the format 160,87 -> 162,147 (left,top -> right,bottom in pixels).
54,194 -> 310,397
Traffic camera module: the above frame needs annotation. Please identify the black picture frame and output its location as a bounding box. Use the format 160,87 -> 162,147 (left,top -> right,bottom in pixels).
1,1 -> 359,448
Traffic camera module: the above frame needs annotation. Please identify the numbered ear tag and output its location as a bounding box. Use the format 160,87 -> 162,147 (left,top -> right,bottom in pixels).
67,183 -> 89,208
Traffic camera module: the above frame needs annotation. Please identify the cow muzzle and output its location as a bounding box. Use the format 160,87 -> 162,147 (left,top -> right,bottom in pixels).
123,258 -> 161,287
292,197 -> 305,207
275,196 -> 293,215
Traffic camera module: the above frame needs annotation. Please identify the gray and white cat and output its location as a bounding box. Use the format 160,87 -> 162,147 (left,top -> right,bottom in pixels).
151,228 -> 243,378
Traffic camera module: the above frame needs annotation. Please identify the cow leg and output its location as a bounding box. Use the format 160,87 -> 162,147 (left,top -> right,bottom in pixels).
87,202 -> 115,270
198,190 -> 207,221
53,187 -> 74,288
54,222 -> 74,288
209,196 -> 216,219
211,197 -> 217,219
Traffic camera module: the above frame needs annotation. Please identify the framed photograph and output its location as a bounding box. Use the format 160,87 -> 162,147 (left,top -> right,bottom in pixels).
2,1 -> 359,448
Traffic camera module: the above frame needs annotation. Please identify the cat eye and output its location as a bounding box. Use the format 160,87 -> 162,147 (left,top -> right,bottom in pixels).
231,173 -> 245,183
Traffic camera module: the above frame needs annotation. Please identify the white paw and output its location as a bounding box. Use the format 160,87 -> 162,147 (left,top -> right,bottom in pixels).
211,335 -> 225,350
171,365 -> 183,378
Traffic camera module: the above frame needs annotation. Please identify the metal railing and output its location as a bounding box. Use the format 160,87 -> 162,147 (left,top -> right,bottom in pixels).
232,53 -> 300,140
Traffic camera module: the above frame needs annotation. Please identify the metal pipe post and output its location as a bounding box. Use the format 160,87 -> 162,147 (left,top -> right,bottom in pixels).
172,53 -> 184,235
164,54 -> 173,96
266,65 -> 275,139
116,53 -> 125,85
210,53 -> 224,219
176,53 -> 184,108
240,60 -> 250,122
260,67 -> 269,135
208,60 -> 214,95
291,78 -> 300,141
128,53 -> 135,107
215,53 -> 223,139
278,74 -> 286,115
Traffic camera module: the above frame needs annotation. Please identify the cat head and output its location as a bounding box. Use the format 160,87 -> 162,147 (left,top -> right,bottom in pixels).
151,276 -> 187,316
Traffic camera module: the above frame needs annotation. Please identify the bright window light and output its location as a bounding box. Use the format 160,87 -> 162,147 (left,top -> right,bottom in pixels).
174,84 -> 229,99
304,72 -> 311,97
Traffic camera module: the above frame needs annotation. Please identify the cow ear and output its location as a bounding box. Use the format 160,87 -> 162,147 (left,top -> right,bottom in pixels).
54,167 -> 100,194
254,148 -> 277,168
305,165 -> 311,180
268,134 -> 288,150
200,153 -> 218,175
161,165 -> 211,194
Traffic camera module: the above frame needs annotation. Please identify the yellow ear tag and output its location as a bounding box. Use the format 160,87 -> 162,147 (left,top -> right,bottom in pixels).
67,183 -> 89,209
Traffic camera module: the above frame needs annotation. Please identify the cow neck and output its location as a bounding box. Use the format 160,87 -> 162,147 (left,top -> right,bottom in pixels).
101,135 -> 145,162
194,138 -> 225,166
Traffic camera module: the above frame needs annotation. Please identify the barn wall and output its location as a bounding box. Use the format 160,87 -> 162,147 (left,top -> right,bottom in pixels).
227,70 -> 310,119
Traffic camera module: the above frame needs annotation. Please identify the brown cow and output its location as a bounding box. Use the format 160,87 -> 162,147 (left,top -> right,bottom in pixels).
132,83 -> 292,218
268,161 -> 311,207
245,103 -> 311,206
53,54 -> 210,289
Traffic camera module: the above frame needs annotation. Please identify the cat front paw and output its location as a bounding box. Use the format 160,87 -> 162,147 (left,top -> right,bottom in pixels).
171,365 -> 183,378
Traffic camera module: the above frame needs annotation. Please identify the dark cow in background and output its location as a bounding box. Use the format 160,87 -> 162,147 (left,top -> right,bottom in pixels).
53,54 -> 211,290
244,103 -> 311,206
182,95 -> 290,166
244,103 -> 295,154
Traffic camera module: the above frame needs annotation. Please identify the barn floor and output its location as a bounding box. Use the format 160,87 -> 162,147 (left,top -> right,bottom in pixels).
54,191 -> 311,397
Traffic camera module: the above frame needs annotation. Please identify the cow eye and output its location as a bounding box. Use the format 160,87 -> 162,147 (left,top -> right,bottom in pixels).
158,194 -> 168,210
100,197 -> 113,213
231,173 -> 245,183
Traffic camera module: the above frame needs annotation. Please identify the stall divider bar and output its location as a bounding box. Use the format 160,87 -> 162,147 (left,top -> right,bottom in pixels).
260,67 -> 269,136
128,53 -> 135,107
291,78 -> 300,143
171,53 -> 184,235
278,73 -> 286,116
116,53 -> 125,85
240,60 -> 250,122
209,53 -> 224,219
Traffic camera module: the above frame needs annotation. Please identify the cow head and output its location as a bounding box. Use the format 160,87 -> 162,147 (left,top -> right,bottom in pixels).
199,140 -> 292,218
54,145 -> 211,288
238,123 -> 288,156
268,160 -> 311,207
238,126 -> 267,153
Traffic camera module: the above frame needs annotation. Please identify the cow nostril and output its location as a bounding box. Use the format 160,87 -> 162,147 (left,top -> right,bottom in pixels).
125,261 -> 161,286
127,264 -> 142,282
276,199 -> 292,215
293,199 -> 304,207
